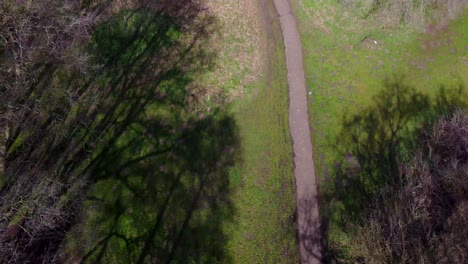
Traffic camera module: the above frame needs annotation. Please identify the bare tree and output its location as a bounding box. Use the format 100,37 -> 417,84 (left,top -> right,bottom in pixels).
351,111 -> 468,264
0,0 -> 219,263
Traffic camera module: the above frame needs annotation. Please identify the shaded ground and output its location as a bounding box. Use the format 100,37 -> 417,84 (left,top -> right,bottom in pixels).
0,3 -> 240,263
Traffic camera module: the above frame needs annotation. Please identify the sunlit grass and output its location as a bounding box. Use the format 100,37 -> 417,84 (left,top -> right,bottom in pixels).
292,0 -> 467,180
292,0 -> 467,260
220,0 -> 299,262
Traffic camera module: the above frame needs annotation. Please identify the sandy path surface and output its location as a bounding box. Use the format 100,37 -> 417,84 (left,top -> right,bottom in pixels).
272,0 -> 322,263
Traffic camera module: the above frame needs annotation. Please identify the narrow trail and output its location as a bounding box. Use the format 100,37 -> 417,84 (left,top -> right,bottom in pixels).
272,0 -> 322,263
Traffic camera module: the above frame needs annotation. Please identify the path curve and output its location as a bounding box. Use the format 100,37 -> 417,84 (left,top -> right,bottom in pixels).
272,1 -> 322,263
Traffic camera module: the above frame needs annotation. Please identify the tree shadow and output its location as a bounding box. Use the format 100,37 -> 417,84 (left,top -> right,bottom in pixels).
1,1 -> 239,263
296,195 -> 324,264
72,111 -> 239,264
320,76 -> 467,262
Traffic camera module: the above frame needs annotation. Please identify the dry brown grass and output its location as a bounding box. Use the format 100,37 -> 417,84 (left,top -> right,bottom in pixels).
298,0 -> 467,34
344,0 -> 468,29
106,0 -> 264,110
297,0 -> 336,33
199,0 -> 264,104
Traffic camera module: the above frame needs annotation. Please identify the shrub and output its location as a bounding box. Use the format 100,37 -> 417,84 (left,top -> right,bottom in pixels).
351,110 -> 468,263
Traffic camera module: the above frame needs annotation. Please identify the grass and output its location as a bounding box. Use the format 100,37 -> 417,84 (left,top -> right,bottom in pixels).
62,0 -> 299,261
291,0 -> 468,180
213,0 -> 300,262
290,0 -> 468,259
1,1 -> 298,262
199,0 -> 264,103
225,67 -> 298,262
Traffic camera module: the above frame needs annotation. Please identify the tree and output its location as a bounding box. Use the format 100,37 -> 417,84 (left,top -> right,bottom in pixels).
0,1 -> 233,263
352,110 -> 468,264
323,79 -> 468,263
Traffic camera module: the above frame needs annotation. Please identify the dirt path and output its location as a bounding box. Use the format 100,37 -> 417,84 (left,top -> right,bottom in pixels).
272,0 -> 322,263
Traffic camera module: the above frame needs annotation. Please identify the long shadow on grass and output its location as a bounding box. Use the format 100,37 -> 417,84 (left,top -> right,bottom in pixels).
76,111 -> 239,264
319,77 -> 467,262
0,2 -> 238,263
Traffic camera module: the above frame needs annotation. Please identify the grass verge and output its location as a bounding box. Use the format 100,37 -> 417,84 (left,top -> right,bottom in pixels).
222,0 -> 299,262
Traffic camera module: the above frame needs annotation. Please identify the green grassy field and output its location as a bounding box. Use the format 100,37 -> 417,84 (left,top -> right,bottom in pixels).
223,1 -> 299,262
291,0 -> 467,259
291,0 -> 467,180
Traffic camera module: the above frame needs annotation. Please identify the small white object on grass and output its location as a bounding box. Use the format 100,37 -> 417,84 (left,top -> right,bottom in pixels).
308,91 -> 313,96
374,40 -> 378,45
